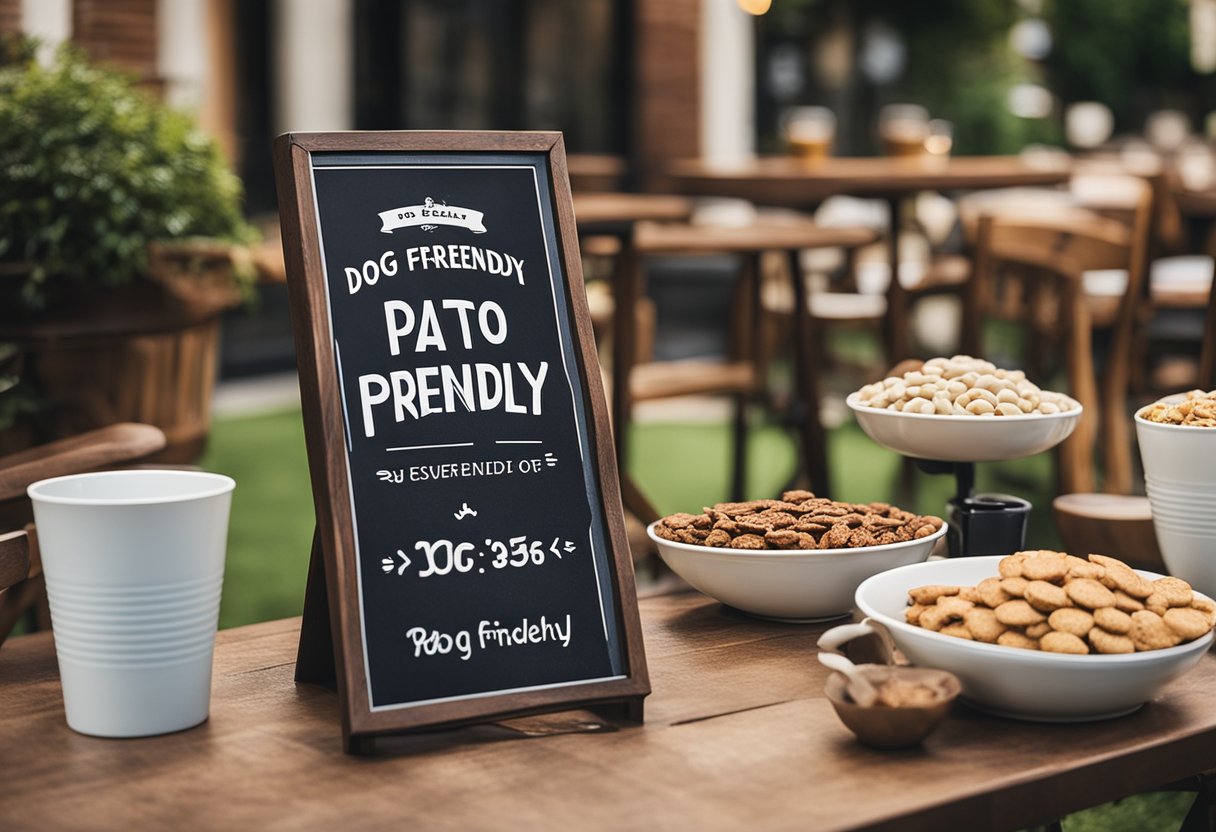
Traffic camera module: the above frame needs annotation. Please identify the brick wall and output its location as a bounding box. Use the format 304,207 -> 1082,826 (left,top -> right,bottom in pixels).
634,0 -> 700,186
72,0 -> 158,78
0,0 -> 20,36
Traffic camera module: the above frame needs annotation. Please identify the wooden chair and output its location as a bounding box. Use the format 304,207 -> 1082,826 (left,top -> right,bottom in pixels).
624,219 -> 877,501
970,176 -> 1153,498
785,197 -> 981,369
1203,264 -> 1216,391
966,178 -> 1170,568
0,422 -> 166,645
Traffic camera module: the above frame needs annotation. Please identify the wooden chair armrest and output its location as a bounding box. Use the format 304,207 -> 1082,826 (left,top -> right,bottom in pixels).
0,530 -> 30,590
0,423 -> 167,503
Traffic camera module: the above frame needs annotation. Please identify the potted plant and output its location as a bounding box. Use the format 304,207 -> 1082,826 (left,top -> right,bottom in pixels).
0,37 -> 258,461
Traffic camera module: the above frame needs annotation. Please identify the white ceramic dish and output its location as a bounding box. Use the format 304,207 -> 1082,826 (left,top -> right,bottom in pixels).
647,521 -> 946,622
854,556 -> 1214,721
846,391 -> 1081,462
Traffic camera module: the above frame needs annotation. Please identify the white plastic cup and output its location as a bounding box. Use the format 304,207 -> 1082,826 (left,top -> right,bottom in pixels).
28,470 -> 235,738
1136,412 -> 1216,598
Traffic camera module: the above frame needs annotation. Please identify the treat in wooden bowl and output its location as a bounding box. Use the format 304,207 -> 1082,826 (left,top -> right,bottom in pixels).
822,663 -> 960,750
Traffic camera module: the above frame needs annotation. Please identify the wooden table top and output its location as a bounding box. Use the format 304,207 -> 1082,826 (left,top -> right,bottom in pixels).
4,591 -> 1216,831
633,218 -> 879,254
572,192 -> 693,227
666,155 -> 1072,206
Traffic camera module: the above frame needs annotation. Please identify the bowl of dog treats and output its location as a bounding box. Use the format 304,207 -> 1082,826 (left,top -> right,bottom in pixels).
647,490 -> 947,622
847,355 -> 1082,461
848,550 -> 1215,721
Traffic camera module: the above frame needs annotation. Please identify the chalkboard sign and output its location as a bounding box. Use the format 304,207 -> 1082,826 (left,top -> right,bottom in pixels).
274,132 -> 649,752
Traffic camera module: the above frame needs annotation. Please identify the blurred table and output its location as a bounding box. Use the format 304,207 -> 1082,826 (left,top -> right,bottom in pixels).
667,156 -> 1072,358
1173,187 -> 1216,389
630,220 -> 878,499
5,593 -> 1216,831
572,192 -> 695,523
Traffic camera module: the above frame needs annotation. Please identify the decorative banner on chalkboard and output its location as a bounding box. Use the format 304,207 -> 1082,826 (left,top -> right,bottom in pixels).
274,131 -> 648,753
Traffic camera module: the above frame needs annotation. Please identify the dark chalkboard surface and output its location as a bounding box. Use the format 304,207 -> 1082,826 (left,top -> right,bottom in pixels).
274,132 -> 648,752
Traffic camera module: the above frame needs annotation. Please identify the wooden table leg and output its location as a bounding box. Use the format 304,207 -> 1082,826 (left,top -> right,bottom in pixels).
884,197 -> 911,364
1201,278 -> 1216,391
789,250 -> 832,498
610,236 -> 639,471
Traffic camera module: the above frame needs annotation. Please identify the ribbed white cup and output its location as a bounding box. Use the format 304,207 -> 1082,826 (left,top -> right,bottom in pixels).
28,470 -> 234,738
1136,412 -> 1216,597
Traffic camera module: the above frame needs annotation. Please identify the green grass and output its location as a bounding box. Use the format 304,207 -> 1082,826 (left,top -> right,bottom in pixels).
197,407 -> 315,629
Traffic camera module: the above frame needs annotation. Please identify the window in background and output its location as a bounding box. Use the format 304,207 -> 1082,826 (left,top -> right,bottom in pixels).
353,0 -> 626,155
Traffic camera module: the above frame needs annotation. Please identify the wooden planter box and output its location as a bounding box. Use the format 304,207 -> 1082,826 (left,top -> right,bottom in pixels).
0,244 -> 247,464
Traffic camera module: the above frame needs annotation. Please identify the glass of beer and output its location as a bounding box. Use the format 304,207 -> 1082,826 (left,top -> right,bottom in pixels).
879,104 -> 930,158
783,106 -> 836,163
924,119 -> 954,160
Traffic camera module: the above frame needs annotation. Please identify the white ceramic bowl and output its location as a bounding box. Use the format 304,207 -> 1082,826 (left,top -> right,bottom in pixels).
647,521 -> 947,622
847,391 -> 1081,462
855,556 -> 1214,721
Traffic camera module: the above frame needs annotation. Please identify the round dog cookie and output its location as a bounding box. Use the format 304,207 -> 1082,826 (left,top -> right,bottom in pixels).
1024,580 -> 1071,612
1025,621 -> 1052,639
1153,577 -> 1194,609
1191,596 -> 1216,627
905,603 -> 928,625
1041,631 -> 1089,654
997,629 -> 1039,650
935,596 -> 975,620
998,552 -> 1027,578
917,605 -> 954,632
908,584 -> 961,605
939,622 -> 974,640
1093,606 -> 1133,634
1089,555 -> 1154,598
1163,607 -> 1212,641
1113,590 -> 1146,613
1088,627 -> 1135,654
976,577 -> 1012,608
1067,559 -> 1106,581
1065,578 -> 1116,610
958,585 -> 983,604
963,607 -> 1007,643
1130,610 -> 1183,651
994,599 -> 1047,627
999,576 -> 1029,598
1144,592 -> 1170,617
1021,552 -> 1070,583
1048,607 -> 1095,638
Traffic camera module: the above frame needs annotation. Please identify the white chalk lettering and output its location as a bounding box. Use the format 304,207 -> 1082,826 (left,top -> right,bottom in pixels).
357,361 -> 549,436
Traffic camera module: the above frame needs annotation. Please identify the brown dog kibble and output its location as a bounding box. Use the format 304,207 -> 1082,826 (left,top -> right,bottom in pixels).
656,495 -> 943,551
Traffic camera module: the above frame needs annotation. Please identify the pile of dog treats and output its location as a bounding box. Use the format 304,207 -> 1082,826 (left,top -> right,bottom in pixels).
906,550 -> 1215,654
653,490 -> 943,551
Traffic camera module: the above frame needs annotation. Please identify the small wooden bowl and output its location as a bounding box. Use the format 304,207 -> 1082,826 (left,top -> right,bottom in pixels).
824,665 -> 960,750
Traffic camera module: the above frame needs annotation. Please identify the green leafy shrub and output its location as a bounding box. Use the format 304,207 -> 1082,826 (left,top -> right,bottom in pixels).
0,39 -> 256,310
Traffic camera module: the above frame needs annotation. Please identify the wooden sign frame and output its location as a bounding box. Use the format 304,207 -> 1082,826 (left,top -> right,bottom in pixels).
273,131 -> 649,753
